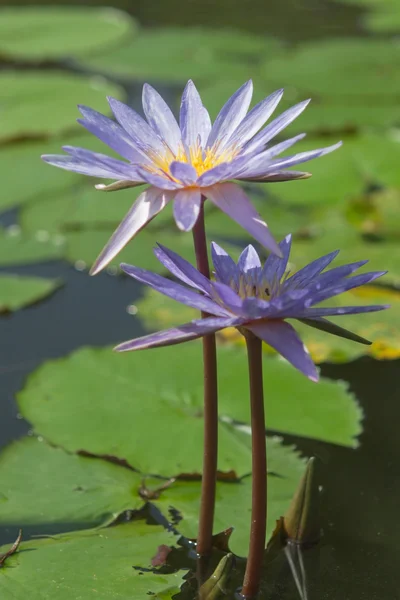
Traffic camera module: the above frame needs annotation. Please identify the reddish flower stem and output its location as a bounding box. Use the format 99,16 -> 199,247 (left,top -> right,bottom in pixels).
192,199 -> 218,559
242,331 -> 267,599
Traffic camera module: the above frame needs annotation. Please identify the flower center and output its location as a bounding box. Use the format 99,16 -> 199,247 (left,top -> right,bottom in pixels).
146,141 -> 239,179
231,273 -> 272,301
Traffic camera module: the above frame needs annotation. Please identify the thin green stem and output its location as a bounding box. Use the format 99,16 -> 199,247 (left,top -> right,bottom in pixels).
192,199 -> 218,560
242,331 -> 267,599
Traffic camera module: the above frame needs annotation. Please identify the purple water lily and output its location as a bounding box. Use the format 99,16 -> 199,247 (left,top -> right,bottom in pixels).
42,80 -> 341,274
115,236 -> 388,381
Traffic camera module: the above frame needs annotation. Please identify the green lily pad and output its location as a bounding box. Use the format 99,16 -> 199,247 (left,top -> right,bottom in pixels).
216,348 -> 362,446
83,27 -> 281,81
0,71 -> 123,143
0,227 -> 65,266
263,39 -> 400,98
17,345 -> 253,477
0,434 -> 304,559
0,437 -> 142,528
0,274 -> 62,313
0,7 -> 137,61
0,434 -> 304,557
0,520 -> 185,600
154,434 -> 305,556
17,343 -> 361,480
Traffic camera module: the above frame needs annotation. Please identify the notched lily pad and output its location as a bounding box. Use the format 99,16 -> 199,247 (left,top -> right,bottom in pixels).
154,433 -> 305,557
0,437 -> 143,529
0,274 -> 62,314
0,520 -> 185,600
17,342 -> 361,484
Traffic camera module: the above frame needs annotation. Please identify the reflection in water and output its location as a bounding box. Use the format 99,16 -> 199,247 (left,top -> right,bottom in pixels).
284,544 -> 309,600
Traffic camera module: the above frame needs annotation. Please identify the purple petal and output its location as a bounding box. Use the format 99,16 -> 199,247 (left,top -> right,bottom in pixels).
227,89 -> 284,148
310,261 -> 369,290
267,142 -> 342,171
169,161 -> 197,185
207,81 -> 253,150
42,147 -> 139,181
237,134 -> 307,179
242,296 -> 272,319
173,188 -> 202,231
142,83 -> 182,154
285,250 -> 340,290
211,281 -> 246,316
90,187 -> 172,275
299,305 -> 389,318
196,163 -> 232,187
121,263 -> 230,316
77,105 -> 144,163
137,168 -> 180,190
244,100 -> 311,154
311,271 -> 387,304
298,317 -> 371,345
62,146 -> 141,179
237,245 -> 261,274
180,80 -> 212,149
211,242 -> 238,284
247,320 -> 318,381
205,182 -> 282,257
108,96 -> 165,156
154,243 -> 212,293
262,234 -> 292,283
115,316 -> 241,352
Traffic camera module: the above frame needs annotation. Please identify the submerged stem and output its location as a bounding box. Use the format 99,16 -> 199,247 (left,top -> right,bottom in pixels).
242,331 -> 267,599
192,199 -> 218,560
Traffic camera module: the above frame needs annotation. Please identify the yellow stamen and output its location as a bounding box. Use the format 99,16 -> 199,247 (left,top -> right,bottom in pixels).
145,141 -> 239,180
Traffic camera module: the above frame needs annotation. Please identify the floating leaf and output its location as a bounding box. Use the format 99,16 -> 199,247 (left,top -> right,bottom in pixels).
0,227 -> 65,266
258,39 -> 400,131
17,343 -> 361,482
0,274 -> 62,313
0,7 -> 137,61
0,71 -> 123,143
83,27 -> 281,81
17,345 -> 254,477
216,347 -> 362,447
154,434 -> 305,556
0,435 -> 304,558
0,521 -> 185,600
0,437 -> 142,528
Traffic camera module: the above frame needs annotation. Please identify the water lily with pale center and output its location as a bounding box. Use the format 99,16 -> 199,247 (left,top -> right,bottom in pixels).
115,236 -> 388,381
42,80 -> 341,275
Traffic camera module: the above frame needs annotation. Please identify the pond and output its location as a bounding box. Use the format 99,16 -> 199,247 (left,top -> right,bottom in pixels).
0,0 -> 399,598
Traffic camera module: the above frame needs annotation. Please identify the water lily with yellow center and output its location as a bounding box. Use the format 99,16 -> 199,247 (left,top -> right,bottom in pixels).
42,80 -> 341,275
115,236 -> 388,381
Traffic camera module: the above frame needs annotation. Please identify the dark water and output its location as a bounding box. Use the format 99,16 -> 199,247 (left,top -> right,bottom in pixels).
0,0 -> 398,598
